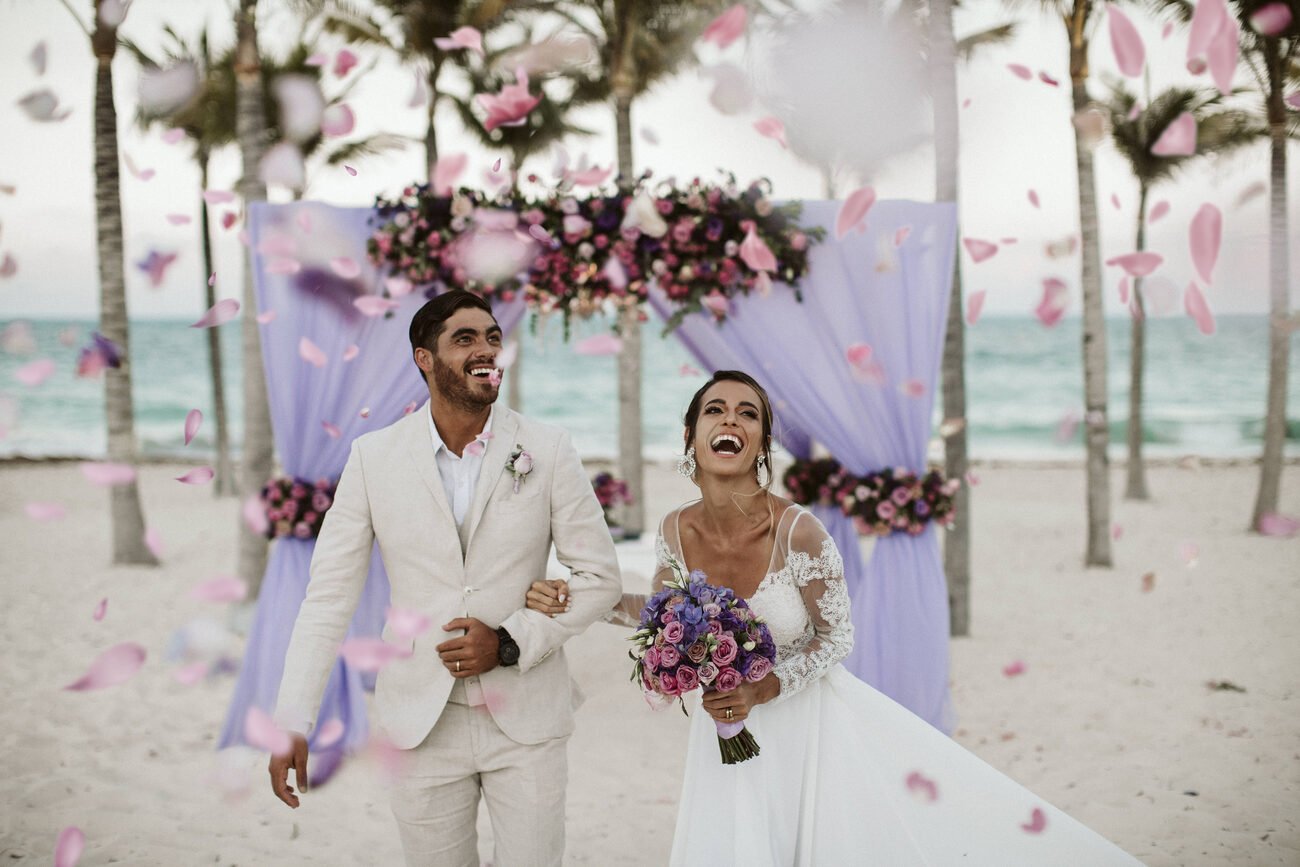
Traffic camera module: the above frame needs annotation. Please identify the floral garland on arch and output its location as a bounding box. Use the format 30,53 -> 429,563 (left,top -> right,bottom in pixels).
366,175 -> 823,334
781,458 -> 959,537
262,476 -> 337,540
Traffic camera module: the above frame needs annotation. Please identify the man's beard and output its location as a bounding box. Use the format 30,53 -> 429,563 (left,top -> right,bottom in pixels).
432,352 -> 495,413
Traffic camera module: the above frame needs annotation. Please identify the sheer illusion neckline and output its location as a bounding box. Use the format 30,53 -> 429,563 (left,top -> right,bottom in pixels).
670,500 -> 805,601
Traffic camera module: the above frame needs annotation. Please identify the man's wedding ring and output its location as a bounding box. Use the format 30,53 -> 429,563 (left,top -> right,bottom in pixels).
456,660 -> 461,672
725,708 -> 734,721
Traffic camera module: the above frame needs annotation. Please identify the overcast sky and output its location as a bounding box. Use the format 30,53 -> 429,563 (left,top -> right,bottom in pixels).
0,0 -> 1296,321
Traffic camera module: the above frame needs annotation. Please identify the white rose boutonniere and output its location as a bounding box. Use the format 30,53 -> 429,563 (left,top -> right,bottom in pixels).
506,444 -> 533,493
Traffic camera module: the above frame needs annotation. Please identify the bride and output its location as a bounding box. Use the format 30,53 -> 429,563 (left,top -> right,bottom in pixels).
527,370 -> 1143,866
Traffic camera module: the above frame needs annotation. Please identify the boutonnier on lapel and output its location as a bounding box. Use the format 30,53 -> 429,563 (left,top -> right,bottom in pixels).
506,444 -> 533,493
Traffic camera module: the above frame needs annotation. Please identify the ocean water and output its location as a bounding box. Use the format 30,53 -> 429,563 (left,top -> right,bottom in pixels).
0,315 -> 1296,462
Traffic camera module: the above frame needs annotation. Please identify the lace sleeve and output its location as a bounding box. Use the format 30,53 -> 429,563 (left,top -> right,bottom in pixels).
770,514 -> 854,703
601,534 -> 673,628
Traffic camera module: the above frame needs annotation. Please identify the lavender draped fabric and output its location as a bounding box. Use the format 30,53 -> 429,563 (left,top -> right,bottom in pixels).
220,203 -> 525,777
650,199 -> 958,731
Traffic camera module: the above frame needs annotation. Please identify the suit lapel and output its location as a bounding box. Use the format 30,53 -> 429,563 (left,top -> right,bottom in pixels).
405,401 -> 456,528
463,407 -> 519,549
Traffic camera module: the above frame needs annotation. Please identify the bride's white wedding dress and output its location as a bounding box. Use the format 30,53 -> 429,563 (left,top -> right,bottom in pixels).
627,502 -> 1142,867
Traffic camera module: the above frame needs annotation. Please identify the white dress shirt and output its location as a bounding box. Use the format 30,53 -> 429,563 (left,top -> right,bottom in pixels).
426,402 -> 495,529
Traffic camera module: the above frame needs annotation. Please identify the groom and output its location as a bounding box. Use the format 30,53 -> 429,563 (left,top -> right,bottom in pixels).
269,290 -> 622,865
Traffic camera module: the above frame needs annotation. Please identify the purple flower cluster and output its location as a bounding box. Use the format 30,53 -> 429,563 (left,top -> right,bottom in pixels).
631,570 -> 776,701
261,476 -> 337,540
782,459 -> 960,537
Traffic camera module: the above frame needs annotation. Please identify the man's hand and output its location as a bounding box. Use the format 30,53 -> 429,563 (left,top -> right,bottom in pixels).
436,617 -> 500,678
268,733 -> 310,809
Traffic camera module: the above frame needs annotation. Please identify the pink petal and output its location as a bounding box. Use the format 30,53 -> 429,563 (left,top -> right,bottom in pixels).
496,341 -> 519,370
1188,0 -> 1229,62
1189,203 -> 1222,284
296,210 -> 313,233
701,293 -> 729,318
321,103 -> 355,137
835,187 -> 877,240
1020,807 -> 1047,834
574,333 -> 624,356
354,296 -> 398,317
166,213 -> 192,226
739,226 -> 778,272
1180,540 -> 1200,566
93,598 -> 108,621
965,469 -> 980,486
898,379 -> 925,398
25,501 -> 66,521
191,575 -> 248,603
894,226 -> 912,247
64,642 -> 146,691
305,52 -> 328,67
333,49 -> 359,78
175,466 -> 215,485
1287,93 -> 1300,110
962,238 -> 998,264
1007,63 -> 1032,80
80,462 -> 136,486
402,400 -> 419,415
753,116 -> 787,148
1149,200 -> 1170,223
962,98 -> 971,109
344,165 -> 357,176
386,606 -> 433,642
1250,2 -> 1294,33
162,127 -> 186,144
433,153 -> 468,195
266,258 -> 301,276
184,409 -> 203,446
1107,5 -> 1146,77
1118,275 -> 1130,304
257,309 -> 277,325
679,363 -> 703,377
328,257 -> 362,280
14,358 -> 56,387
1151,112 -> 1196,156
203,190 -> 235,205
339,638 -> 411,672
905,771 -> 939,802
221,211 -> 238,230
1035,278 -> 1070,328
343,345 -> 360,362
55,827 -> 85,867
1038,71 -> 1059,87
1105,252 -> 1164,277
29,41 -> 48,76
966,290 -> 987,326
207,272 -> 216,287
1184,282 -> 1216,335
1028,189 -> 1040,208
1112,523 -> 1126,541
190,298 -> 240,328
1206,17 -> 1239,95
488,368 -> 502,387
1259,513 -> 1300,537
144,527 -> 164,559
260,142 -> 306,189
1163,21 -> 1175,38
1000,237 -> 1018,245
316,718 -> 346,748
299,337 -> 328,368
1002,659 -> 1026,677
701,4 -> 747,48
359,407 -> 371,418
322,421 -> 342,439
1111,193 -> 1122,210
173,661 -> 208,685
245,707 -> 292,757
242,494 -> 269,535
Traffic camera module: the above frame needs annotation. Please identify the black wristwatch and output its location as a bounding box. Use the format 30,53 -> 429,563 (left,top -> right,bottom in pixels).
496,626 -> 520,667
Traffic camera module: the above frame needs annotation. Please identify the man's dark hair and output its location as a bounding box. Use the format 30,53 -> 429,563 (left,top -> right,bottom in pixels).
408,290 -> 496,381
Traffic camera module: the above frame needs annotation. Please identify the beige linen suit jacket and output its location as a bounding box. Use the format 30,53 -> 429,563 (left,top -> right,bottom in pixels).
274,402 -> 622,750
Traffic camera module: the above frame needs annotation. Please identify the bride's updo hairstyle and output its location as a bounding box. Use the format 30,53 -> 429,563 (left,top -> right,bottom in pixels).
683,370 -> 775,489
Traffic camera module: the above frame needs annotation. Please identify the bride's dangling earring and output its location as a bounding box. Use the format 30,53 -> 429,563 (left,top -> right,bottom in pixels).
756,453 -> 768,486
677,446 -> 697,478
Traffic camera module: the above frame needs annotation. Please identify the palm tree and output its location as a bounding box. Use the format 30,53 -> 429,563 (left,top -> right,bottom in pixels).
55,0 -> 158,565
1101,79 -> 1261,501
301,0 -> 512,178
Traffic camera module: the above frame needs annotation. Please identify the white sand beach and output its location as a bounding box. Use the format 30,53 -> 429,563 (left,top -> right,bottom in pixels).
1,459 -> 1297,865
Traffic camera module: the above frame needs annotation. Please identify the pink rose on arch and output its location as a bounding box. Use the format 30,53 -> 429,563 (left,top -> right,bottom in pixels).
658,672 -> 679,695
675,666 -> 699,692
715,666 -> 743,692
697,660 -> 719,685
293,522 -> 312,539
891,486 -> 913,507
707,620 -> 724,637
712,634 -> 739,666
745,657 -> 773,682
659,645 -> 681,668
663,620 -> 685,644
686,641 -> 709,664
877,500 -> 897,520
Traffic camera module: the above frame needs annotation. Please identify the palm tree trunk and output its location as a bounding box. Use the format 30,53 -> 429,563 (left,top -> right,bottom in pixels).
236,0 -> 274,596
92,8 -> 156,566
614,90 -> 644,537
1124,185 -> 1150,501
424,61 -> 441,183
1251,38 -> 1292,530
930,0 -> 970,636
199,155 -> 234,497
507,337 -> 523,412
1068,7 -> 1113,568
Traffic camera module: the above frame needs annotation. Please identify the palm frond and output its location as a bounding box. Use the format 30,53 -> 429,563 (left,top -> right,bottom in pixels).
322,132 -> 413,165
955,23 -> 1017,62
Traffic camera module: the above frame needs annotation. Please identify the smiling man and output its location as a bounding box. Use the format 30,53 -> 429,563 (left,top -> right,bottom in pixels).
269,290 -> 622,866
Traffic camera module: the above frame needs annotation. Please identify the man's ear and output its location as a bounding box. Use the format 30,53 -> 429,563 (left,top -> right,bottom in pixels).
414,347 -> 433,374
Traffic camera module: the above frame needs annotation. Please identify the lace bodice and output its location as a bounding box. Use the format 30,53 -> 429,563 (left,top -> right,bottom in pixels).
609,502 -> 854,703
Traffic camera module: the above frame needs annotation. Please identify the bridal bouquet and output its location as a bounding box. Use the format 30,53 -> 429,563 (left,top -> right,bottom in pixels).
628,556 -> 777,764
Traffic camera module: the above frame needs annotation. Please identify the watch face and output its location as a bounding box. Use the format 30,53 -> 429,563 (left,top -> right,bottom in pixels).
500,643 -> 520,665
